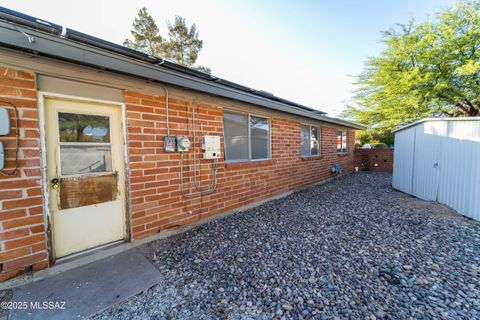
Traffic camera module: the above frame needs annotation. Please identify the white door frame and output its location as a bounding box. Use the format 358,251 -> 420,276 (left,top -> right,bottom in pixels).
38,91 -> 131,262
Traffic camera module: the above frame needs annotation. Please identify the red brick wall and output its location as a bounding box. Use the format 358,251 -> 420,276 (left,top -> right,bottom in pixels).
125,90 -> 356,240
354,148 -> 393,172
0,67 -> 48,281
0,66 -> 355,281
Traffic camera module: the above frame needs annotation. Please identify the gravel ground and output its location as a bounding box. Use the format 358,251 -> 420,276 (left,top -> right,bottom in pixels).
93,172 -> 480,320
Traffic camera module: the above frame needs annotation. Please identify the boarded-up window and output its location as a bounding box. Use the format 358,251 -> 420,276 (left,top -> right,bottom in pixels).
60,173 -> 118,209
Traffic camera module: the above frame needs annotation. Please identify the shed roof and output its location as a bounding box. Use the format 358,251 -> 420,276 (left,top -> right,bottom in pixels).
0,7 -> 365,130
392,117 -> 480,133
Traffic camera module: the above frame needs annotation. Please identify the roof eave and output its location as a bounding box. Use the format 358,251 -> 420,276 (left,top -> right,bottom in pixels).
392,116 -> 480,133
0,19 -> 362,129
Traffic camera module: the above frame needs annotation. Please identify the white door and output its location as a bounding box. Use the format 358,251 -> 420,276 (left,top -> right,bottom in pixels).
412,123 -> 441,201
392,127 -> 416,194
44,97 -> 126,258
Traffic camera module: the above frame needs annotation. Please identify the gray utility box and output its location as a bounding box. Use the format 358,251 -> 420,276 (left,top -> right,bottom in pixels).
0,108 -> 10,135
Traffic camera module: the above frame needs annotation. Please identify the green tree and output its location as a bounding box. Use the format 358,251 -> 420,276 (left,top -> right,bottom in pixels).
123,7 -> 163,56
59,114 -> 110,142
343,0 -> 480,144
163,16 -> 211,74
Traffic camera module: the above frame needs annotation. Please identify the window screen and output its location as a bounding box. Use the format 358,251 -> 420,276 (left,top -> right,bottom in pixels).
60,145 -> 112,175
301,125 -> 310,156
223,112 -> 249,161
250,116 -> 270,160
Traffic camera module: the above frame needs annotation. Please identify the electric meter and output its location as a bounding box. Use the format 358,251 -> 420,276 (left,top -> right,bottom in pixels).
177,136 -> 191,152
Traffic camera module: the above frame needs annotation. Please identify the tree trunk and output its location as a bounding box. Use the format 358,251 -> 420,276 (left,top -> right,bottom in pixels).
76,126 -> 86,142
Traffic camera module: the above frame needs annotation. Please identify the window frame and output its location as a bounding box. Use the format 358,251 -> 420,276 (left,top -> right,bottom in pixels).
337,130 -> 348,154
223,110 -> 271,163
300,124 -> 321,157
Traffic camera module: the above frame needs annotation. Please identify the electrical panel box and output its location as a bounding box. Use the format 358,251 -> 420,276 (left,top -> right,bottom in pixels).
177,136 -> 191,152
0,108 -> 10,135
0,142 -> 4,170
202,135 -> 221,159
164,136 -> 176,152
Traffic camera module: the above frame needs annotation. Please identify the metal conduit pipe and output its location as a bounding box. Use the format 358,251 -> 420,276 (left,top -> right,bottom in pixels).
180,152 -> 218,198
179,100 -> 219,198
160,84 -> 170,136
191,100 -> 216,191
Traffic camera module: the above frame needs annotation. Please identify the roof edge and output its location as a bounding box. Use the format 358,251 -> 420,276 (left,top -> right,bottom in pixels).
0,8 -> 365,129
392,117 -> 480,133
315,115 -> 366,130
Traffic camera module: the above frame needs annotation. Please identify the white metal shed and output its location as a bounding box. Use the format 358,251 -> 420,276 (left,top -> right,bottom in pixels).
392,117 -> 480,221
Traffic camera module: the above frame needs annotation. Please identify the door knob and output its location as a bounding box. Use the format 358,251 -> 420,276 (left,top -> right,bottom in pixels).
51,178 -> 60,189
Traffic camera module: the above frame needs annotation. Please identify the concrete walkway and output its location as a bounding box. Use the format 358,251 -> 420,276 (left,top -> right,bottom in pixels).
2,248 -> 162,320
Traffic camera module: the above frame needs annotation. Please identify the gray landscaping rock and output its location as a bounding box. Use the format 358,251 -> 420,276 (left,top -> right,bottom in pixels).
91,172 -> 480,320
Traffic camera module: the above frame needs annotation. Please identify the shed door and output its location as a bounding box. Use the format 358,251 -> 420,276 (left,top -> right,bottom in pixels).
392,128 -> 415,194
45,97 -> 126,258
412,123 -> 441,201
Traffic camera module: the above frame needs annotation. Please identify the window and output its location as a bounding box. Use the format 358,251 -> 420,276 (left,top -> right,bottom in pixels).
58,112 -> 112,175
337,131 -> 348,153
223,112 -> 248,161
223,111 -> 270,162
301,125 -> 320,156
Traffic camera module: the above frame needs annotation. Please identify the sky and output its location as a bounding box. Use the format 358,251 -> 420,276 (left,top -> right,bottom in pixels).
0,0 -> 457,116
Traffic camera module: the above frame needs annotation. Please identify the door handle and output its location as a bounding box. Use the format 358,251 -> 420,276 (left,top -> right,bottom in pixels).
51,178 -> 60,190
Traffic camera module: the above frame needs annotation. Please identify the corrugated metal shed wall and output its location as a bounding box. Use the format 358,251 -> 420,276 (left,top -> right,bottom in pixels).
393,119 -> 480,221
392,127 -> 415,194
411,122 -> 443,201
436,121 -> 480,220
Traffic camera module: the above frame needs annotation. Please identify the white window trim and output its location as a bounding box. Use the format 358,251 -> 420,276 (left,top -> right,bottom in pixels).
337,130 -> 348,154
223,111 -> 272,163
301,124 -> 321,157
